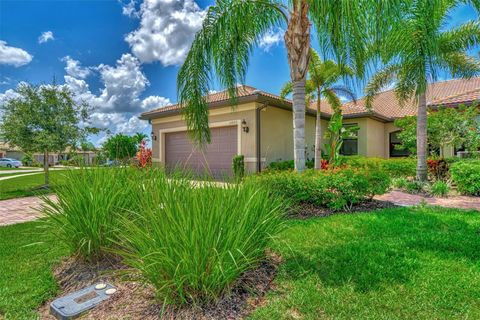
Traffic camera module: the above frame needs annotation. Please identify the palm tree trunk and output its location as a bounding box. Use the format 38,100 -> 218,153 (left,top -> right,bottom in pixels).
285,0 -> 310,172
416,93 -> 428,181
292,80 -> 306,172
314,96 -> 322,170
43,150 -> 49,186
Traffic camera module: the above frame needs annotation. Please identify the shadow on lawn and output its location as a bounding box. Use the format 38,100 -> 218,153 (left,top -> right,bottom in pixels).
279,207 -> 480,292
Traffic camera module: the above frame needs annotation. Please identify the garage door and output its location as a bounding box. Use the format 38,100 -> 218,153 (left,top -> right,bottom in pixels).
165,126 -> 238,178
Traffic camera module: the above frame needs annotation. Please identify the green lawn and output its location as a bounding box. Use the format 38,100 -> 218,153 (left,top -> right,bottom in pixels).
0,172 -> 66,200
0,221 -> 68,319
2,207 -> 480,319
251,206 -> 480,319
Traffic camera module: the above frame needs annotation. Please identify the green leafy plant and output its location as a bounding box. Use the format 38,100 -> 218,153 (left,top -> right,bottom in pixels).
324,111 -> 359,167
392,177 -> 409,189
232,155 -> 245,181
251,168 -> 390,211
102,133 -> 140,163
115,178 -> 285,305
41,167 -> 142,260
405,180 -> 425,194
430,180 -> 450,197
450,161 -> 480,195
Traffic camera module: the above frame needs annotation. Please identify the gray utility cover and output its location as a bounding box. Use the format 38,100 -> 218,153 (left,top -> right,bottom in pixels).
50,283 -> 116,319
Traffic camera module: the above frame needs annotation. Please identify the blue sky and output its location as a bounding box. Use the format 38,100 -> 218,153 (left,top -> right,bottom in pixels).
0,0 -> 478,144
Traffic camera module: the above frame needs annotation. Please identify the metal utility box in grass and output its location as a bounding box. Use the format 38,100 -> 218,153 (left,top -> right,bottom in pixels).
50,283 -> 117,319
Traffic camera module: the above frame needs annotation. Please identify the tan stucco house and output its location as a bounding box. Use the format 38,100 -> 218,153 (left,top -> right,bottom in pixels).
140,78 -> 480,177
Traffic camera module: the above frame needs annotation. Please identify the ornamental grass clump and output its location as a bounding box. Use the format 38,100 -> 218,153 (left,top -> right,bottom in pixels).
115,177 -> 285,306
41,167 -> 142,261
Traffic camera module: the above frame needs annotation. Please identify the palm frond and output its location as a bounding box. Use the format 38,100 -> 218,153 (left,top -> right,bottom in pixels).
280,81 -> 293,99
439,20 -> 480,53
440,51 -> 480,79
328,85 -> 357,104
177,0 -> 285,146
364,64 -> 400,109
323,88 -> 342,112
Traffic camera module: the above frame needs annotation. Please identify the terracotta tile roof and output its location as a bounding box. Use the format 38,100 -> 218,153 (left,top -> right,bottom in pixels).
338,77 -> 480,119
141,78 -> 480,121
141,85 -> 289,118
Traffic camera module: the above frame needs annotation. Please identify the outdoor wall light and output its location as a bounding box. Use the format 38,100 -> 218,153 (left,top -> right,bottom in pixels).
241,119 -> 249,133
151,131 -> 157,141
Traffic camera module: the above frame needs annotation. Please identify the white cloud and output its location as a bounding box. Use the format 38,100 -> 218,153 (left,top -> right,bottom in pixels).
60,53 -> 170,136
62,56 -> 91,79
141,95 -> 170,109
121,0 -> 139,18
0,40 -> 33,67
38,31 -> 55,44
124,0 -> 206,66
259,29 -> 284,52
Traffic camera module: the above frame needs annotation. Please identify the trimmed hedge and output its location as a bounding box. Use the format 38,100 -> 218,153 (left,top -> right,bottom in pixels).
450,161 -> 480,195
250,168 -> 391,211
267,156 -> 416,178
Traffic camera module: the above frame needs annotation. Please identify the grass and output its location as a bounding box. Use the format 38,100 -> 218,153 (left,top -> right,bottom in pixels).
0,221 -> 68,319
2,206 -> 480,318
250,206 -> 480,319
0,173 -> 58,200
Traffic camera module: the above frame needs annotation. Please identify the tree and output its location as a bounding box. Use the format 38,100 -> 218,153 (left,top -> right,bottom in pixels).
0,82 -> 92,185
177,0 -> 402,172
394,104 -> 480,157
280,48 -> 355,169
103,133 -> 139,163
365,0 -> 480,181
132,132 -> 148,144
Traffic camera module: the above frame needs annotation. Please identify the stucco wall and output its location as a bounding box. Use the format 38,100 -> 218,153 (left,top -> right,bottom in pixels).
260,106 -> 322,164
151,102 -> 258,173
365,118 -> 387,158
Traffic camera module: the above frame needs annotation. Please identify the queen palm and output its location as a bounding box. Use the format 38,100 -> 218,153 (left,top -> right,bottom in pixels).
365,0 -> 480,181
280,49 -> 355,170
177,0 -> 403,172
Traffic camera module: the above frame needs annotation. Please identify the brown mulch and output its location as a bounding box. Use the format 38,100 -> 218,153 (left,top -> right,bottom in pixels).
288,199 -> 398,219
39,253 -> 281,320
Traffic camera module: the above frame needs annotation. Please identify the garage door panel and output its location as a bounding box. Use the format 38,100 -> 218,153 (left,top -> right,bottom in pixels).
165,126 -> 237,178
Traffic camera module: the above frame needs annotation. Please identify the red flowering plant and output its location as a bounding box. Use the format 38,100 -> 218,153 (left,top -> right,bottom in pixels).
136,139 -> 152,168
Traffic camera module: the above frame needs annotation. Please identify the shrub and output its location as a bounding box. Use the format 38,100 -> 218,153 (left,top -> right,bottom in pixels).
267,159 -> 315,170
430,180 -> 450,197
232,155 -> 245,181
405,180 -> 425,194
115,178 -> 285,305
251,168 -> 390,211
338,156 -> 416,178
41,167 -> 142,260
392,177 -> 409,189
427,159 -> 449,181
450,161 -> 480,195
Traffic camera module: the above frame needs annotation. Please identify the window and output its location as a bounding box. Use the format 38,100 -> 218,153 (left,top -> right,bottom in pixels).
340,123 -> 358,155
389,131 -> 410,157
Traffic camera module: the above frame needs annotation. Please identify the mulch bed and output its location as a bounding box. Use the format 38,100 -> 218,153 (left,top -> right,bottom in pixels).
288,199 -> 398,219
39,252 -> 281,319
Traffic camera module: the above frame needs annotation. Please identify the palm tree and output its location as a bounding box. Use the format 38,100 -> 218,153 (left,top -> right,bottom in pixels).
280,49 -> 355,169
365,0 -> 480,181
177,0 -> 403,172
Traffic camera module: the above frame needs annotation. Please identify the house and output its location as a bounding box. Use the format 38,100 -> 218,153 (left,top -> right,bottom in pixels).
140,78 -> 480,177
0,141 -> 97,165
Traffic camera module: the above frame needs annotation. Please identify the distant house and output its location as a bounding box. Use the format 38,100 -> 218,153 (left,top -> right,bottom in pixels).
140,78 -> 480,177
0,142 -> 97,165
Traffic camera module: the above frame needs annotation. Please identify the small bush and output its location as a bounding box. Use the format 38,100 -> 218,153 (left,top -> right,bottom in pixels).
405,180 -> 425,194
116,178 -> 285,305
266,159 -> 314,170
427,159 -> 449,181
251,168 -> 390,211
41,167 -> 142,260
450,161 -> 480,195
232,155 -> 245,181
429,180 -> 450,197
392,177 -> 409,189
338,156 -> 416,178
